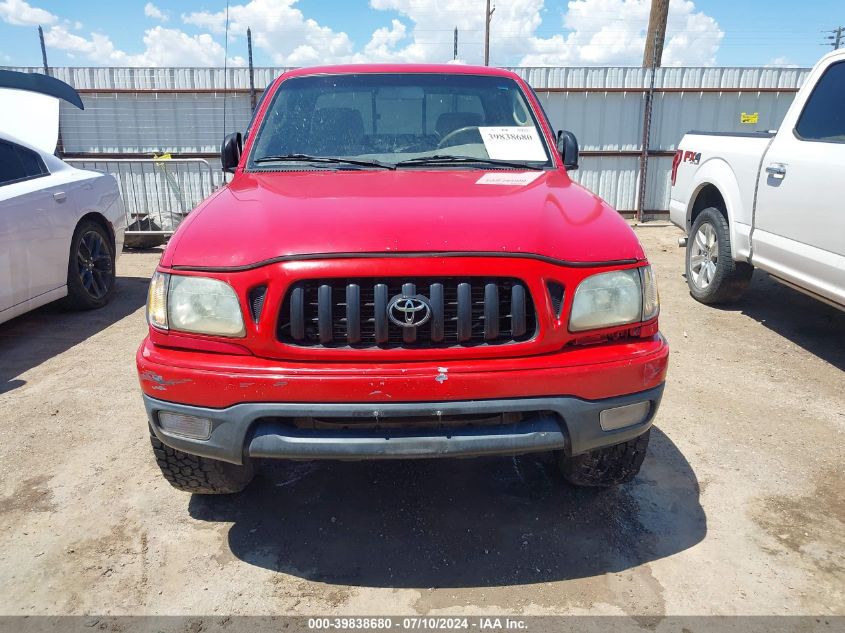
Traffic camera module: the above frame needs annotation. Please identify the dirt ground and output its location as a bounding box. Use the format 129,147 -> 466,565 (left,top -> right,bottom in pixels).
0,225 -> 842,617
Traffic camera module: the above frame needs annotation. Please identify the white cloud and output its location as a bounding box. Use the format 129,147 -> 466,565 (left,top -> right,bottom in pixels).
136,26 -> 245,66
182,0 -> 355,66
8,0 -> 724,68
359,19 -> 409,61
0,0 -> 57,26
766,56 -> 799,68
354,0 -> 722,66
43,25 -> 245,67
43,26 -> 127,64
511,0 -> 722,66
354,0 -> 496,63
144,2 -> 169,22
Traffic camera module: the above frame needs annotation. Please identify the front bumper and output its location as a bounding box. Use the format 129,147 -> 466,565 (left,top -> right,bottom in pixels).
144,384 -> 664,464
138,332 -> 668,464
669,198 -> 687,231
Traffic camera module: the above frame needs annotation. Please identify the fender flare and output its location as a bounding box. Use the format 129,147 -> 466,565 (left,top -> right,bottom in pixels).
684,158 -> 744,260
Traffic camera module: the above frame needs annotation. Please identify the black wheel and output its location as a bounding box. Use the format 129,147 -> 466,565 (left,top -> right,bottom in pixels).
150,433 -> 256,494
64,220 -> 116,310
558,430 -> 650,487
685,207 -> 753,305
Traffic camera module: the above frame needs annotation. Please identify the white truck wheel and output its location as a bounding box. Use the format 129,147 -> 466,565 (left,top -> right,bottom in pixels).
686,207 -> 753,304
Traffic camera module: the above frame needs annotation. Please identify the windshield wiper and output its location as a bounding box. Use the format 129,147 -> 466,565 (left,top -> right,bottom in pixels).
394,155 -> 544,170
253,154 -> 396,170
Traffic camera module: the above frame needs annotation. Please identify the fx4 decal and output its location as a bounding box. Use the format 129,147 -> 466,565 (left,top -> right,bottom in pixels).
671,149 -> 702,185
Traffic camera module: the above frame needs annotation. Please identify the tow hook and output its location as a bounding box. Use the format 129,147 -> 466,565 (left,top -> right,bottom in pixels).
678,236 -> 688,247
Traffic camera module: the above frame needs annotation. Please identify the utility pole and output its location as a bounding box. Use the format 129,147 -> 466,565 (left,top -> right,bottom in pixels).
38,25 -> 49,74
637,33 -> 660,222
38,25 -> 64,157
638,0 -> 667,219
483,0 -> 495,66
823,26 -> 844,50
454,27 -> 458,61
642,0 -> 669,67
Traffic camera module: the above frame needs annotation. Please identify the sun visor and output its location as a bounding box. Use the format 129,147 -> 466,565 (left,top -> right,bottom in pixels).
0,70 -> 83,154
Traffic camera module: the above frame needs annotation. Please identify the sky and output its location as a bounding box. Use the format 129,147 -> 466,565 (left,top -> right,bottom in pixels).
0,0 -> 841,69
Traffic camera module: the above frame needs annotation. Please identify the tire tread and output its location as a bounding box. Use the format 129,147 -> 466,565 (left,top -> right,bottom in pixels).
63,220 -> 116,310
686,207 -> 753,305
149,433 -> 255,494
559,430 -> 651,487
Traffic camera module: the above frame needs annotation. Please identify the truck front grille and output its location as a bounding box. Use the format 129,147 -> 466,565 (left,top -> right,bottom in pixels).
277,277 -> 536,348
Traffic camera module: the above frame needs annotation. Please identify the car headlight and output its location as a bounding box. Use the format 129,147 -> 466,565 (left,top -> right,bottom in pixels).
569,266 -> 659,332
146,271 -> 245,337
640,264 -> 660,321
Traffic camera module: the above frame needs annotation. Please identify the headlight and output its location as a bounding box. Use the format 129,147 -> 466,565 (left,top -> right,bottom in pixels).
640,264 -> 660,321
147,271 -> 169,329
146,271 -> 245,337
569,266 -> 659,332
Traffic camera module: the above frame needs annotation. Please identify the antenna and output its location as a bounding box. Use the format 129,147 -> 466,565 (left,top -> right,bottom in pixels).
221,1 -> 230,142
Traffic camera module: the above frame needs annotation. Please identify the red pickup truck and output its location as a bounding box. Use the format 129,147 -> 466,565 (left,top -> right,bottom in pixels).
137,64 -> 667,494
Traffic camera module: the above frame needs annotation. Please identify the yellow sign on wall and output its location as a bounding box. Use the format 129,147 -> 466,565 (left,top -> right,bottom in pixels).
741,112 -> 759,124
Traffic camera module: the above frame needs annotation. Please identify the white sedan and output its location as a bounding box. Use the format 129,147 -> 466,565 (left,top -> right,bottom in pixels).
0,71 -> 126,325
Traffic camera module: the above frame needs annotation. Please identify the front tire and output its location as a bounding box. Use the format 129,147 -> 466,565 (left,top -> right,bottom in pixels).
150,433 -> 256,494
64,220 -> 116,310
558,430 -> 650,487
685,207 -> 753,305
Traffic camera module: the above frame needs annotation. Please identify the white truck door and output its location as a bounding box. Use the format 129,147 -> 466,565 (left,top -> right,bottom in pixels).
0,139 -> 69,313
752,59 -> 845,306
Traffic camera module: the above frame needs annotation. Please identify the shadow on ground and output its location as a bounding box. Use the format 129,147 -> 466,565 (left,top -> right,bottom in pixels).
722,272 -> 844,371
0,277 -> 149,394
189,427 -> 705,587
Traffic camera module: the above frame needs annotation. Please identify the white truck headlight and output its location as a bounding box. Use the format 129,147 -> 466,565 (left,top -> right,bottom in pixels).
569,266 -> 659,332
146,272 -> 245,337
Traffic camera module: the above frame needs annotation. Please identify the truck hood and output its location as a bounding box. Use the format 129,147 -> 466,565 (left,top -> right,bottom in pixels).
164,169 -> 644,269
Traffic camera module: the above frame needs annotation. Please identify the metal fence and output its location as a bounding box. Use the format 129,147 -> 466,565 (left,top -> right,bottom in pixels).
66,158 -> 217,245
9,64 -> 811,231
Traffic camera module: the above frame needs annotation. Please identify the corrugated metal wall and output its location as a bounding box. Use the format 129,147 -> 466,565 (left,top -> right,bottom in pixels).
8,65 -> 811,215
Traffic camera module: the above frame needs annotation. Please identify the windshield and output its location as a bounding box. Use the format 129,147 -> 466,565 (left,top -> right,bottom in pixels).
247,73 -> 554,170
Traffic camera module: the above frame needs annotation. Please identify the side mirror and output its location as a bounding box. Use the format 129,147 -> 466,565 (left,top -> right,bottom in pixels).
221,132 -> 243,173
557,130 -> 579,171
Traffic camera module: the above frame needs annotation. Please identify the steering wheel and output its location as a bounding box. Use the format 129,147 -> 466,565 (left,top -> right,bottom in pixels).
437,126 -> 482,149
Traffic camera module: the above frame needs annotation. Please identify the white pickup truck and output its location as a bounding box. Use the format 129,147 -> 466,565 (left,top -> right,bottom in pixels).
669,49 -> 844,310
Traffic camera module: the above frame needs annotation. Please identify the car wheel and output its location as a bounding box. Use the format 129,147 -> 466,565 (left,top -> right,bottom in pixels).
63,220 -> 116,310
558,430 -> 650,487
150,432 -> 256,494
685,207 -> 753,305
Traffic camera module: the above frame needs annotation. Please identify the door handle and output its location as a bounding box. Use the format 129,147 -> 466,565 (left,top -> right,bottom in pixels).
765,163 -> 787,179
53,191 -> 67,202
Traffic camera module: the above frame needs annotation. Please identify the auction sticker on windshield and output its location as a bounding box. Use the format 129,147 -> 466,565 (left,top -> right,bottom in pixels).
479,126 -> 547,161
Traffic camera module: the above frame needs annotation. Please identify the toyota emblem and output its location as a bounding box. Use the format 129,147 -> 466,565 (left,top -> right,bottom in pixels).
387,294 -> 432,328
